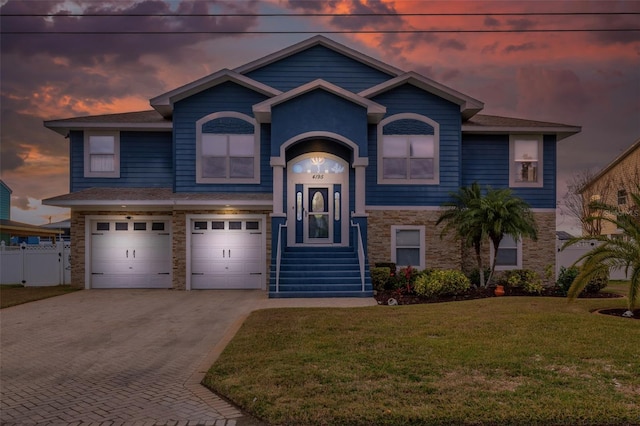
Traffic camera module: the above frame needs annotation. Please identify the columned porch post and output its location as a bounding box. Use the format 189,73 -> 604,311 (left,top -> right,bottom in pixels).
353,158 -> 368,216
270,158 -> 286,216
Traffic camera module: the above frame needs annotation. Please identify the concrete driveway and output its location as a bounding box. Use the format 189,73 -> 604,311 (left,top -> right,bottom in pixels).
0,289 -> 267,426
1,290 -> 376,425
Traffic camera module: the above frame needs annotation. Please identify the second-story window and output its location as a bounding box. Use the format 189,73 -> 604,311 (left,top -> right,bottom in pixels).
617,189 -> 627,206
510,135 -> 543,188
196,112 -> 259,184
84,131 -> 120,178
378,113 -> 440,185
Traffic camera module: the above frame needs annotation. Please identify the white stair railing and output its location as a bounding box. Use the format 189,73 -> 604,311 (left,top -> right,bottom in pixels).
350,221 -> 366,292
275,222 -> 287,293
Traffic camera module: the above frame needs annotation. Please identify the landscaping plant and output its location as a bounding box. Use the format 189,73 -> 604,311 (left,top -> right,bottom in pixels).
414,269 -> 470,298
563,186 -> 640,312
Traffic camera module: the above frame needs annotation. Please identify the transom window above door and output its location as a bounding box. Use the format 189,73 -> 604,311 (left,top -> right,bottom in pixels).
196,112 -> 259,184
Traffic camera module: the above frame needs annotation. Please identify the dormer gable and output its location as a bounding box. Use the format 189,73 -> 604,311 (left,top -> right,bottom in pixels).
360,71 -> 484,120
235,35 -> 403,78
150,69 -> 281,119
252,79 -> 386,124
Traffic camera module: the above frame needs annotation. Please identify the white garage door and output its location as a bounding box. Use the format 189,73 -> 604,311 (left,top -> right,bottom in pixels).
90,219 -> 171,289
191,218 -> 264,289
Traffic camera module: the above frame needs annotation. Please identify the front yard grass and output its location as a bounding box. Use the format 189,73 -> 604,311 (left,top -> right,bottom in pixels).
0,284 -> 80,309
204,289 -> 640,425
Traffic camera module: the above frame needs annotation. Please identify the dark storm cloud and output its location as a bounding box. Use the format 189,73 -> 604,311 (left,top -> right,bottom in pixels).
503,42 -> 538,54
481,41 -> 499,54
484,16 -> 500,27
439,39 -> 466,51
0,0 -> 260,67
506,18 -> 537,31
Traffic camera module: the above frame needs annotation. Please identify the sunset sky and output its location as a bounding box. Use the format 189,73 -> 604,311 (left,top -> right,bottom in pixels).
1,0 -> 639,233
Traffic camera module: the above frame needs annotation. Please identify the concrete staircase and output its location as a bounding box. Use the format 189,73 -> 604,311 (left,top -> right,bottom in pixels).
269,246 -> 373,298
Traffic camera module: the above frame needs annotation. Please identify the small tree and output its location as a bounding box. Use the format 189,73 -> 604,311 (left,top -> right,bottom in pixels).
437,183 -> 538,287
436,182 -> 487,286
563,187 -> 640,312
482,187 -> 538,285
562,169 -> 613,236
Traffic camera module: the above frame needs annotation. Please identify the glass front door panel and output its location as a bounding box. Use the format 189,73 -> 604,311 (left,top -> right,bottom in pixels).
307,187 -> 329,241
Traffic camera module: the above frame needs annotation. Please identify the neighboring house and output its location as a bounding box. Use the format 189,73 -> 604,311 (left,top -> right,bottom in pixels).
580,138 -> 640,237
43,36 -> 580,296
0,180 -> 62,244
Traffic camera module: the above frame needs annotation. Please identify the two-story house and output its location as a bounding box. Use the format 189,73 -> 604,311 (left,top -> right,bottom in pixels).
580,138 -> 639,237
43,36 -> 580,297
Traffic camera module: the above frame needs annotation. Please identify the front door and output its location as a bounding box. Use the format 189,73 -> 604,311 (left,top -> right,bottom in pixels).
287,152 -> 349,247
304,185 -> 331,243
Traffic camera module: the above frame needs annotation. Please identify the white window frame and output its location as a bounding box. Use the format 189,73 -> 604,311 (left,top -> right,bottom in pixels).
196,112 -> 259,184
391,225 -> 425,270
378,113 -> 440,185
490,235 -> 522,271
509,135 -> 543,188
84,131 -> 120,178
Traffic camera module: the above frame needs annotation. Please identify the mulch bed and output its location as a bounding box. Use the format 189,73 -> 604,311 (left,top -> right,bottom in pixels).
374,286 -> 637,320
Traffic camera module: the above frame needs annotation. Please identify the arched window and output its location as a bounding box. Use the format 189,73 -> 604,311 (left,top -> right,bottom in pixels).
196,112 -> 259,184
377,113 -> 439,185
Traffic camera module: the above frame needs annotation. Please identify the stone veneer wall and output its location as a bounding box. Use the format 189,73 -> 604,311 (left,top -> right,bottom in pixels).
367,209 -> 462,270
461,211 -> 556,285
70,209 -> 271,290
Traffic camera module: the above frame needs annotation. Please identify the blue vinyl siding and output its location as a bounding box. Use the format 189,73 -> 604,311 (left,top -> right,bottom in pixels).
70,131 -> 173,192
173,81 -> 272,193
271,89 -> 368,156
461,134 -> 557,208
366,84 -> 462,206
245,45 -> 394,93
0,181 -> 11,220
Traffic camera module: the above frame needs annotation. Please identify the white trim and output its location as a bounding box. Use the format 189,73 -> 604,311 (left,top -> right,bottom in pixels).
509,134 -> 544,188
252,79 -> 386,124
46,122 -> 172,136
150,69 -> 281,118
365,205 -> 444,211
274,131 -> 366,161
84,131 -> 120,178
377,113 -> 440,185
490,235 -> 522,271
462,125 -> 581,142
195,111 -> 260,184
391,225 -> 426,270
234,35 -> 403,78
44,199 -> 274,208
360,72 -> 484,120
185,213 -> 266,291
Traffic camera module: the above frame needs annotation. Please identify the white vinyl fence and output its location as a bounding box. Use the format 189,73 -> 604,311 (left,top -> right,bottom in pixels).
556,239 -> 632,281
0,241 -> 71,286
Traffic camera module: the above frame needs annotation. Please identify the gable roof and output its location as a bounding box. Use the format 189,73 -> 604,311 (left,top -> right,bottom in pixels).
234,35 -> 403,78
44,110 -> 171,136
360,72 -> 484,120
252,79 -> 386,124
462,114 -> 581,140
0,180 -> 12,195
150,69 -> 282,118
581,137 -> 640,192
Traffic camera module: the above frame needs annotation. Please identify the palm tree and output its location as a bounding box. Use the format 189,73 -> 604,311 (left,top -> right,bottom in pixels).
563,188 -> 640,312
437,182 -> 487,286
481,187 -> 538,285
437,183 -> 538,287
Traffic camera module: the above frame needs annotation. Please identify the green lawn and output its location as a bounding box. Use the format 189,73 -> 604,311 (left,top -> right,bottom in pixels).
205,285 -> 639,425
0,284 -> 80,309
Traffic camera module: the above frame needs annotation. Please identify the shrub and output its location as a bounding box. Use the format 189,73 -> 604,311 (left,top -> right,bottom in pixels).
557,266 -> 609,295
499,269 -> 543,295
414,269 -> 471,298
374,262 -> 396,276
466,267 -> 491,287
396,266 -> 419,292
371,267 -> 390,292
